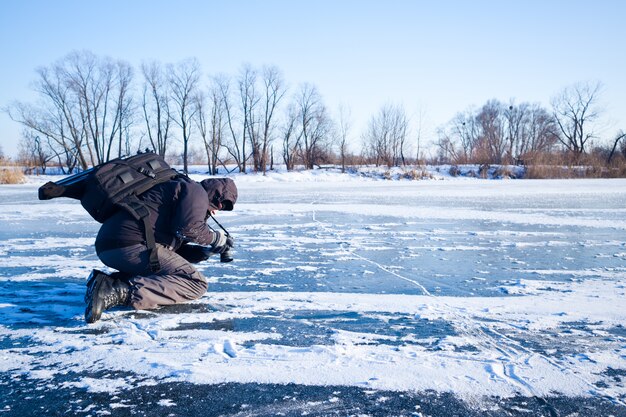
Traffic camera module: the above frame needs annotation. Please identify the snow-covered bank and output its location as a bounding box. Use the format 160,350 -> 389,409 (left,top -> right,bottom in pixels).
15,163 -> 516,184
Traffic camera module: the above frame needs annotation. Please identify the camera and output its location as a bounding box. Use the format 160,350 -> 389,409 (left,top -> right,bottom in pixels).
220,247 -> 234,263
194,237 -> 233,263
207,214 -> 234,263
220,236 -> 235,263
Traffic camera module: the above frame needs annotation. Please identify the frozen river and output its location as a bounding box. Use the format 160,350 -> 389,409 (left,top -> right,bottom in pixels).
1,175 -> 626,416
225,179 -> 626,297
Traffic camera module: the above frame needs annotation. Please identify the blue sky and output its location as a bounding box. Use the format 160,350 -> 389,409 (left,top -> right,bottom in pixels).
1,0 -> 624,158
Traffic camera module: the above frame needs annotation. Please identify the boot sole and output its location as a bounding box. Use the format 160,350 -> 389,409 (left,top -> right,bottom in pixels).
84,270 -> 98,304
84,274 -> 108,324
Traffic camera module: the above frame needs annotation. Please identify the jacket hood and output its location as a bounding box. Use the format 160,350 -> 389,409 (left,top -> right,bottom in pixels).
200,178 -> 238,211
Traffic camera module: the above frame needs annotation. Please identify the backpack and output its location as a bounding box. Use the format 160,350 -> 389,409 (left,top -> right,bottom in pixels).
38,151 -> 179,271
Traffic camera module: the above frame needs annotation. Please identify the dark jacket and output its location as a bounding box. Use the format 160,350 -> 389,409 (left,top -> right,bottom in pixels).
95,177 -> 237,255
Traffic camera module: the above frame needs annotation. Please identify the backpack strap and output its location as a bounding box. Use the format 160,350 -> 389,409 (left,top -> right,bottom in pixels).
118,196 -> 161,272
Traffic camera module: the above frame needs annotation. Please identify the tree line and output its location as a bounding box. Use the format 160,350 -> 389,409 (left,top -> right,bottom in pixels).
436,82 -> 625,167
6,51 -> 336,174
5,50 -> 626,174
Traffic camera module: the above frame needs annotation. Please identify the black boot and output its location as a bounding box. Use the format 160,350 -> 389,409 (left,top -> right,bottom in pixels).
85,274 -> 131,323
85,269 -> 108,303
85,270 -> 131,303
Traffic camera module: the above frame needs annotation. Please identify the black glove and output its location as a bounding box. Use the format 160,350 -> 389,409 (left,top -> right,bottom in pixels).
210,231 -> 233,254
176,243 -> 212,263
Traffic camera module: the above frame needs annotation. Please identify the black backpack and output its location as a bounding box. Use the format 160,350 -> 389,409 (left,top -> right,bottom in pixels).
38,151 -> 179,271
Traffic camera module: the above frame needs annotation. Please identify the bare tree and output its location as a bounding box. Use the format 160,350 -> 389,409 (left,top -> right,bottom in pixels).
238,65 -> 258,173
503,102 -> 523,162
363,103 -> 409,167
434,130 -> 458,164
169,58 -> 201,174
141,61 -> 172,157
223,65 -> 286,174
551,81 -> 602,156
608,131 -> 626,164
337,104 -> 352,173
58,52 -> 135,165
62,51 -> 105,165
363,109 -> 384,166
363,112 -> 381,166
195,79 -> 228,175
414,106 -> 426,165
256,66 -> 286,174
282,103 -> 300,171
438,109 -> 481,164
18,132 -> 56,173
194,90 -> 211,172
217,74 -> 244,172
476,100 -> 506,163
7,60 -> 87,171
516,103 -> 558,161
488,100 -> 558,164
438,101 -> 557,165
393,105 -> 410,166
215,69 -> 263,174
295,84 -> 332,169
112,60 -> 134,159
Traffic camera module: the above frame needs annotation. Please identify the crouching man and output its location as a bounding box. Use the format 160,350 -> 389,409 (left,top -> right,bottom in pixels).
85,177 -> 238,323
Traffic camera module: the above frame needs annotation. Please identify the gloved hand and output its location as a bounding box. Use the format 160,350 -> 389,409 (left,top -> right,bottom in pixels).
210,230 -> 233,254
176,243 -> 212,263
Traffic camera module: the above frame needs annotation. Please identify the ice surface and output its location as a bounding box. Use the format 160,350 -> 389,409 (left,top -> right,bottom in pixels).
1,172 -> 626,413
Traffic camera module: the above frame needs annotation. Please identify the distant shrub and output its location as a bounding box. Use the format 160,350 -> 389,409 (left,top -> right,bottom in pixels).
478,164 -> 490,179
448,166 -> 461,177
524,164 -> 573,179
604,163 -> 626,178
383,170 -> 394,180
0,168 -> 26,184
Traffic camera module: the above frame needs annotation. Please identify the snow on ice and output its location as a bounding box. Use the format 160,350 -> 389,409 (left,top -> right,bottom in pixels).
1,168 -> 626,411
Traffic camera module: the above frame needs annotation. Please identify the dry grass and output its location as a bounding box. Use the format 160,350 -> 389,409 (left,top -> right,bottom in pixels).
0,167 -> 26,184
402,168 -> 434,180
494,166 -> 517,179
524,165 -> 574,179
441,150 -> 626,179
381,167 -> 435,180
524,159 -> 626,179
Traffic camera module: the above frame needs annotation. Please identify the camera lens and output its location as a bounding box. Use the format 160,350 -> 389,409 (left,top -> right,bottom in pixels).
220,248 -> 233,263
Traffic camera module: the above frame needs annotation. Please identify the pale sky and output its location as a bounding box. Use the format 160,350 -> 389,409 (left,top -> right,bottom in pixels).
1,0 -> 624,158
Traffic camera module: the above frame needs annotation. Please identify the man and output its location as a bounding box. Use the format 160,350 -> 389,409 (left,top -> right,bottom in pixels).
85,176 -> 238,323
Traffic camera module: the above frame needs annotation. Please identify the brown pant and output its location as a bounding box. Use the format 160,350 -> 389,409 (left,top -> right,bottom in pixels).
97,244 -> 208,310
